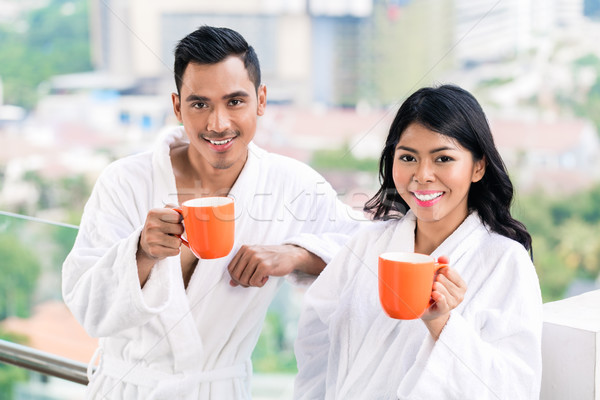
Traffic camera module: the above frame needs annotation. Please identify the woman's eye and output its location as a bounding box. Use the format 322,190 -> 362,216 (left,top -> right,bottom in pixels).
437,156 -> 453,162
399,154 -> 415,162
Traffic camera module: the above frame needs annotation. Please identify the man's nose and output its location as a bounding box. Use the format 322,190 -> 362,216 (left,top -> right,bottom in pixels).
206,107 -> 232,133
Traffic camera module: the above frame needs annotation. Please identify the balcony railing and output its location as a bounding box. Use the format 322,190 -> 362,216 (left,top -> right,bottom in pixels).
1,290 -> 600,399
0,208 -> 598,398
0,339 -> 89,385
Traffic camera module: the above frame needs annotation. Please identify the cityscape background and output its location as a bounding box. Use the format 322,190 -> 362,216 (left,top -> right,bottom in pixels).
1,0 -> 600,398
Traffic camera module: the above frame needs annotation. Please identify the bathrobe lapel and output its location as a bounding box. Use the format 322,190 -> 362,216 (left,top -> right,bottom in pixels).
150,128 -> 204,371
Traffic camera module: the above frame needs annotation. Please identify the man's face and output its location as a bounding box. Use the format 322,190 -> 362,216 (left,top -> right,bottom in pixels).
172,56 -> 266,171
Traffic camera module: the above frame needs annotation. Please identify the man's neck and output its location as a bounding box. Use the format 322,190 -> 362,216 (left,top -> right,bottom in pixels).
171,144 -> 247,203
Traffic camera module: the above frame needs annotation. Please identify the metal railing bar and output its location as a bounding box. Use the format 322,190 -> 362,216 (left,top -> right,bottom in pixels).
0,339 -> 89,385
0,210 -> 80,230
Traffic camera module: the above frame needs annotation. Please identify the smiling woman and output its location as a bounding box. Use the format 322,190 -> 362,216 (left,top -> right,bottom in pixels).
392,123 -> 486,254
294,85 -> 543,400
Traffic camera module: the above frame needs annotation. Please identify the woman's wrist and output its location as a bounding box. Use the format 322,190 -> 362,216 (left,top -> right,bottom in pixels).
423,312 -> 451,341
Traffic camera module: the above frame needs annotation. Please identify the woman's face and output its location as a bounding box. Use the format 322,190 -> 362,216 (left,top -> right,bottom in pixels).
392,123 -> 486,232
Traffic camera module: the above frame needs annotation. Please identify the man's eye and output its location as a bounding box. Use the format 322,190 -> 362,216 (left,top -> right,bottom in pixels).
193,103 -> 206,109
229,99 -> 242,106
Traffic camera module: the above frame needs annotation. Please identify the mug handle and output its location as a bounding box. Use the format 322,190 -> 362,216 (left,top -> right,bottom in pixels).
172,208 -> 190,248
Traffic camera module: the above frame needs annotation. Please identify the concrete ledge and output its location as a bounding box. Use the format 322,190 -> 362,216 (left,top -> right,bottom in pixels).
541,289 -> 599,400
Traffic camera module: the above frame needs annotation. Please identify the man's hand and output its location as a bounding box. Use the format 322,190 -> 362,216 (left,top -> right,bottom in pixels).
227,244 -> 325,288
136,207 -> 183,286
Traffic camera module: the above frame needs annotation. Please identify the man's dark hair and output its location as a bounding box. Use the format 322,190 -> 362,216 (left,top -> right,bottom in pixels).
173,25 -> 261,94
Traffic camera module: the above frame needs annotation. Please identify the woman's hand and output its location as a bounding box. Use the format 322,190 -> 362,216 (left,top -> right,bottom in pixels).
420,256 -> 467,340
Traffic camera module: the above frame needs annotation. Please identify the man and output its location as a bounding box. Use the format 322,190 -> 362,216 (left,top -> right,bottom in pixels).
62,26 -> 363,399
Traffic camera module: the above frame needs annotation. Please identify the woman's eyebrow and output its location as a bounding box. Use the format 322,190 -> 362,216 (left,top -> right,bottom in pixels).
395,145 -> 455,153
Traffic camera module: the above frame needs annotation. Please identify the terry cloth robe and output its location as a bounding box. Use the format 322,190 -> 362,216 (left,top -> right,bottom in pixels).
294,211 -> 543,400
62,126 -> 364,400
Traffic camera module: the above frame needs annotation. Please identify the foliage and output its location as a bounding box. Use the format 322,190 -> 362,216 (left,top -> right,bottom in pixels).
310,143 -> 379,173
476,76 -> 515,89
569,53 -> 600,134
0,0 -> 92,109
513,184 -> 600,301
581,79 -> 600,133
22,170 -> 91,212
0,226 -> 41,319
46,224 -> 79,272
0,331 -> 28,400
251,312 -> 297,373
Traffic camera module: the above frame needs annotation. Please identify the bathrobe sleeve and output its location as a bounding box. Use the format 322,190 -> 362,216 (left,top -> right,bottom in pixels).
276,159 -> 367,284
62,157 -> 172,338
397,243 -> 543,400
293,225 -> 375,398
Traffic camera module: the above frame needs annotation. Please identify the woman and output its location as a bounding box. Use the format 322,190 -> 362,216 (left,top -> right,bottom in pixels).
293,85 -> 542,399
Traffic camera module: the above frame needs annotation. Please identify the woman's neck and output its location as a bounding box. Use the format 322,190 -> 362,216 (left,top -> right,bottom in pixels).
413,213 -> 470,255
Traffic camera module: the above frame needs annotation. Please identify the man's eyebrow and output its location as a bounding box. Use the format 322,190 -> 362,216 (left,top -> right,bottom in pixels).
185,91 -> 250,103
185,94 -> 209,103
223,90 -> 250,100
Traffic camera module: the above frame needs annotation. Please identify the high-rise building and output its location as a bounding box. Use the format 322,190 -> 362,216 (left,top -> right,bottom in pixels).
89,0 -> 314,102
88,0 -> 588,106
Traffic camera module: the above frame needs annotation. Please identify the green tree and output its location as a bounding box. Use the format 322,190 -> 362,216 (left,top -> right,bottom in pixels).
0,0 -> 92,109
311,143 -> 379,172
0,231 -> 41,319
251,312 -> 297,373
0,331 -> 28,400
514,184 -> 600,301
44,223 -> 79,273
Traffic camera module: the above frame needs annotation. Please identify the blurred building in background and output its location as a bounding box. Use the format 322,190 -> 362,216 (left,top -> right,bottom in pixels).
88,0 -> 454,107
86,0 -> 590,106
1,0 -> 600,397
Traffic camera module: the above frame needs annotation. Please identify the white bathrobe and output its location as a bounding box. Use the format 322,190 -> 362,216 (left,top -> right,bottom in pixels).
294,211 -> 543,400
62,127 -> 364,399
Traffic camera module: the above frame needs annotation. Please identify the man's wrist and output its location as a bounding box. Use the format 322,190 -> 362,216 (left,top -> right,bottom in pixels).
287,244 -> 326,276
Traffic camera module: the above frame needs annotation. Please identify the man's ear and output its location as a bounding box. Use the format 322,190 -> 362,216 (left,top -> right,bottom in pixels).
257,85 -> 267,116
472,156 -> 486,183
171,92 -> 183,123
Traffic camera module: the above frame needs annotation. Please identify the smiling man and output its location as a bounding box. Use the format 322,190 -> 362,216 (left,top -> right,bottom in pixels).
62,26 -> 363,399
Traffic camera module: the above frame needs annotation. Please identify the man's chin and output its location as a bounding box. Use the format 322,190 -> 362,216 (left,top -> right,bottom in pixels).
211,162 -> 234,170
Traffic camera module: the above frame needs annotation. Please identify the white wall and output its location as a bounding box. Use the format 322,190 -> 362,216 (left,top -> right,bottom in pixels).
541,289 -> 600,399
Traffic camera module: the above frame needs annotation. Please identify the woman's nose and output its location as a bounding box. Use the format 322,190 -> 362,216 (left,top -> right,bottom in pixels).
413,161 -> 435,183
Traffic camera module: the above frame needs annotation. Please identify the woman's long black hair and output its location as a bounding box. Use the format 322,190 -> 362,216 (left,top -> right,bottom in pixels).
364,85 -> 532,253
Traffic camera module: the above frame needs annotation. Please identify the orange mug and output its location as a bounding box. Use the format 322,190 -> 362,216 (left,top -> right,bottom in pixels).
378,252 -> 447,320
174,197 -> 235,259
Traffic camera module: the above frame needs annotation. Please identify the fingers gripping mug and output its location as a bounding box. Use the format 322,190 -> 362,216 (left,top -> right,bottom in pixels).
378,252 -> 448,320
174,197 -> 235,259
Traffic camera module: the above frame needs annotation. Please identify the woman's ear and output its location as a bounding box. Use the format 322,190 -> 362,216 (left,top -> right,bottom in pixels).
472,156 -> 486,183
